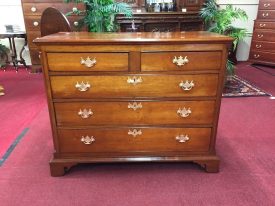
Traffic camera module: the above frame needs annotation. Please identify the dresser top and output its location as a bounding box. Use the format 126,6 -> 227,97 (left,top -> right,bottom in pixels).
34,31 -> 232,45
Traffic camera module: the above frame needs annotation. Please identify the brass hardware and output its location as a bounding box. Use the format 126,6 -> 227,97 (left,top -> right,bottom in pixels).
262,13 -> 269,17
127,76 -> 143,85
81,136 -> 95,144
72,7 -> 78,12
31,6 -> 37,12
179,80 -> 195,91
264,3 -> 270,8
256,44 -> 262,49
259,23 -> 266,27
128,102 -> 142,111
128,129 -> 142,137
75,81 -> 91,92
254,54 -> 260,59
78,109 -> 93,119
33,21 -> 39,27
177,107 -> 191,118
80,57 -> 96,68
172,56 -> 189,66
74,21 -> 79,26
175,134 -> 190,143
257,34 -> 264,38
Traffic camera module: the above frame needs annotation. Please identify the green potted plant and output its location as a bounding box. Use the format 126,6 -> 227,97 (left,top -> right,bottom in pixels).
199,0 -> 248,76
0,43 -> 9,68
65,0 -> 132,32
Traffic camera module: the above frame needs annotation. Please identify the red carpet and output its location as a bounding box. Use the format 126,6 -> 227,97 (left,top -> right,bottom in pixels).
0,63 -> 275,205
0,68 -> 46,157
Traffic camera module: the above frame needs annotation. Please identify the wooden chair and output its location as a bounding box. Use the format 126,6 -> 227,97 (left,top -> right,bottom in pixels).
40,7 -> 72,37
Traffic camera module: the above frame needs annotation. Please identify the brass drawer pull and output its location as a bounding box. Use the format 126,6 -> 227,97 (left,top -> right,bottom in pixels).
257,34 -> 264,38
75,81 -> 91,92
254,54 -> 260,59
128,102 -> 142,111
259,23 -> 266,27
127,76 -> 143,85
128,129 -> 142,137
256,44 -> 262,49
81,136 -> 95,144
264,3 -> 270,8
179,80 -> 195,91
72,7 -> 78,12
80,57 -> 96,68
74,21 -> 79,26
31,6 -> 37,12
173,56 -> 189,66
78,109 -> 93,119
175,134 -> 190,143
177,107 -> 192,118
262,13 -> 269,17
33,21 -> 39,27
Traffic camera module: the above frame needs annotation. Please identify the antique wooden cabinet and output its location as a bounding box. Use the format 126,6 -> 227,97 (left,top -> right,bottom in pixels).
21,0 -> 85,71
34,31 -> 232,176
249,0 -> 275,66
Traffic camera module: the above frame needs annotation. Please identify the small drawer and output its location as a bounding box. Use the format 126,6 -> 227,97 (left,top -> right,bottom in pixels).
29,48 -> 41,65
24,16 -> 41,31
250,50 -> 275,63
22,3 -> 85,16
254,21 -> 275,30
250,41 -> 275,52
50,74 -> 219,98
257,10 -> 275,19
259,1 -> 275,10
54,100 -> 216,126
252,31 -> 275,42
57,127 -> 212,153
141,51 -> 222,71
47,52 -> 129,72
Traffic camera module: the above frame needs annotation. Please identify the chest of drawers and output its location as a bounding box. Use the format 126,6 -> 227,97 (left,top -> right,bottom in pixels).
249,0 -> 275,66
21,0 -> 85,72
34,31 -> 232,176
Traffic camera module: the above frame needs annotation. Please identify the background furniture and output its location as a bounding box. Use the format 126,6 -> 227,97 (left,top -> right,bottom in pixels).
249,0 -> 275,66
40,7 -> 72,37
34,31 -> 232,176
0,32 -> 28,72
21,0 -> 85,72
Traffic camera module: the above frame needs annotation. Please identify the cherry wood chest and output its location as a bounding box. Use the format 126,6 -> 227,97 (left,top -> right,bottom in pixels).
249,0 -> 275,66
34,31 -> 232,176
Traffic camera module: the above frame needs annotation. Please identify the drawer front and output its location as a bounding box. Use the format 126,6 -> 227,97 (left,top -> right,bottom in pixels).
252,31 -> 275,42
141,51 -> 222,71
250,50 -> 275,63
54,101 -> 215,126
58,127 -> 212,153
254,21 -> 275,30
257,10 -> 275,19
50,74 -> 219,98
27,31 -> 40,48
250,41 -> 275,52
47,53 -> 129,72
24,16 -> 41,31
259,1 -> 275,10
29,48 -> 41,65
22,3 -> 85,16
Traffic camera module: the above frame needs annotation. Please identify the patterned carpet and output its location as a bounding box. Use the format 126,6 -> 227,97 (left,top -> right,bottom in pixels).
222,75 -> 271,97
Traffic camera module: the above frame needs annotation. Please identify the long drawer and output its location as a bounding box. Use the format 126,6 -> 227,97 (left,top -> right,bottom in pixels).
254,21 -> 275,30
54,100 -> 215,126
249,50 -> 275,63
57,127 -> 212,153
50,74 -> 219,98
257,10 -> 275,20
259,1 -> 275,10
252,30 -> 275,42
141,51 -> 222,71
250,41 -> 275,52
47,53 -> 129,72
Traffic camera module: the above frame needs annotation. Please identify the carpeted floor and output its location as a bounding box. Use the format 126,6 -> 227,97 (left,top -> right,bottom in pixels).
0,63 -> 274,205
0,68 -> 46,157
